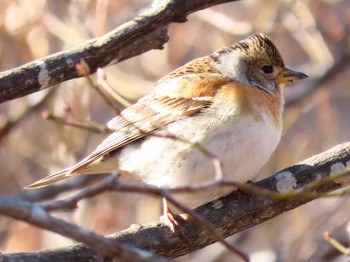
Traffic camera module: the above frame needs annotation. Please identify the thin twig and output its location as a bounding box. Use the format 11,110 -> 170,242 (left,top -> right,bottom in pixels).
96,68 -> 133,108
161,191 -> 249,262
76,60 -> 122,112
0,88 -> 57,142
324,231 -> 350,255
40,166 -> 350,212
43,111 -> 111,135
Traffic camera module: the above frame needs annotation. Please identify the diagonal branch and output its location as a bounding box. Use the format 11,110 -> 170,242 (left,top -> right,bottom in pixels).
0,0 -> 238,103
0,196 -> 170,262
1,142 -> 350,261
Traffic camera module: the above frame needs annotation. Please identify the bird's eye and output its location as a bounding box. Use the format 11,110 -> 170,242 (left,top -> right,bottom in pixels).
261,65 -> 273,74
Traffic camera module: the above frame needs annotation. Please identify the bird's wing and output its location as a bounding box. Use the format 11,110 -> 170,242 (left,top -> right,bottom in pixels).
25,58 -> 229,188
65,70 -> 229,175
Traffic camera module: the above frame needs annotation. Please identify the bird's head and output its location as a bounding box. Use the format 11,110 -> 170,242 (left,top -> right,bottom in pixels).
212,33 -> 308,95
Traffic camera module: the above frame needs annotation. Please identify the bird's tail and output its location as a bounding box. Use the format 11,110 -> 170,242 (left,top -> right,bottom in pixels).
24,169 -> 71,189
25,156 -> 118,189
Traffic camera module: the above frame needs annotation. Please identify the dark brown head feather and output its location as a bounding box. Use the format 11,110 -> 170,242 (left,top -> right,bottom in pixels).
211,33 -> 284,67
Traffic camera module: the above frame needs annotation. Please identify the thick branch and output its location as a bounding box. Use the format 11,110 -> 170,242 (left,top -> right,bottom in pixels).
0,0 -> 238,103
2,142 -> 350,261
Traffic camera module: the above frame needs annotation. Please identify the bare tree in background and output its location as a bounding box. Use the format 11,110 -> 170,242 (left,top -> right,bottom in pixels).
0,0 -> 350,261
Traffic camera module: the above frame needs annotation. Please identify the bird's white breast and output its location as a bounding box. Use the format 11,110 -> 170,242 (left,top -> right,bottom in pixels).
118,100 -> 282,208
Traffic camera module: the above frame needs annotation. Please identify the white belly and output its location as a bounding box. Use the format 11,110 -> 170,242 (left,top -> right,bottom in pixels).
118,111 -> 281,208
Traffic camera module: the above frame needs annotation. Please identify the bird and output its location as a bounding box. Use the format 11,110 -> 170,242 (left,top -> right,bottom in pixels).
26,33 -> 307,223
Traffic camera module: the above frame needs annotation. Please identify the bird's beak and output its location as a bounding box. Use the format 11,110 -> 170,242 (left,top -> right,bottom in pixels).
277,67 -> 308,84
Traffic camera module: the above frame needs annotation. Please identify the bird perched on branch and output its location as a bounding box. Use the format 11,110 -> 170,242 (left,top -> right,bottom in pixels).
26,33 -> 307,225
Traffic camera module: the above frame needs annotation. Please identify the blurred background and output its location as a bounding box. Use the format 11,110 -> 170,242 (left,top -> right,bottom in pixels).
0,0 -> 349,261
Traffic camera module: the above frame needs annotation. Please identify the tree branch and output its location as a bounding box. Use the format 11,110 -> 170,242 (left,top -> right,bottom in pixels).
0,0 -> 238,103
0,196 -> 171,262
2,142 -> 350,261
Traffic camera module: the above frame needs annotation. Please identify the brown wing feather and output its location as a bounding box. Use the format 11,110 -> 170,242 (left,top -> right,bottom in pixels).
26,58 -> 229,188
66,58 -> 228,175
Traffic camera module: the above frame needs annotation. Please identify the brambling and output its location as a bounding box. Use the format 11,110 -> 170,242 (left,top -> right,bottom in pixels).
26,33 -> 307,214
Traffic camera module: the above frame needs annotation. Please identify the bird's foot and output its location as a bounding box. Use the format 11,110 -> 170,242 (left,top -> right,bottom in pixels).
161,199 -> 188,235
